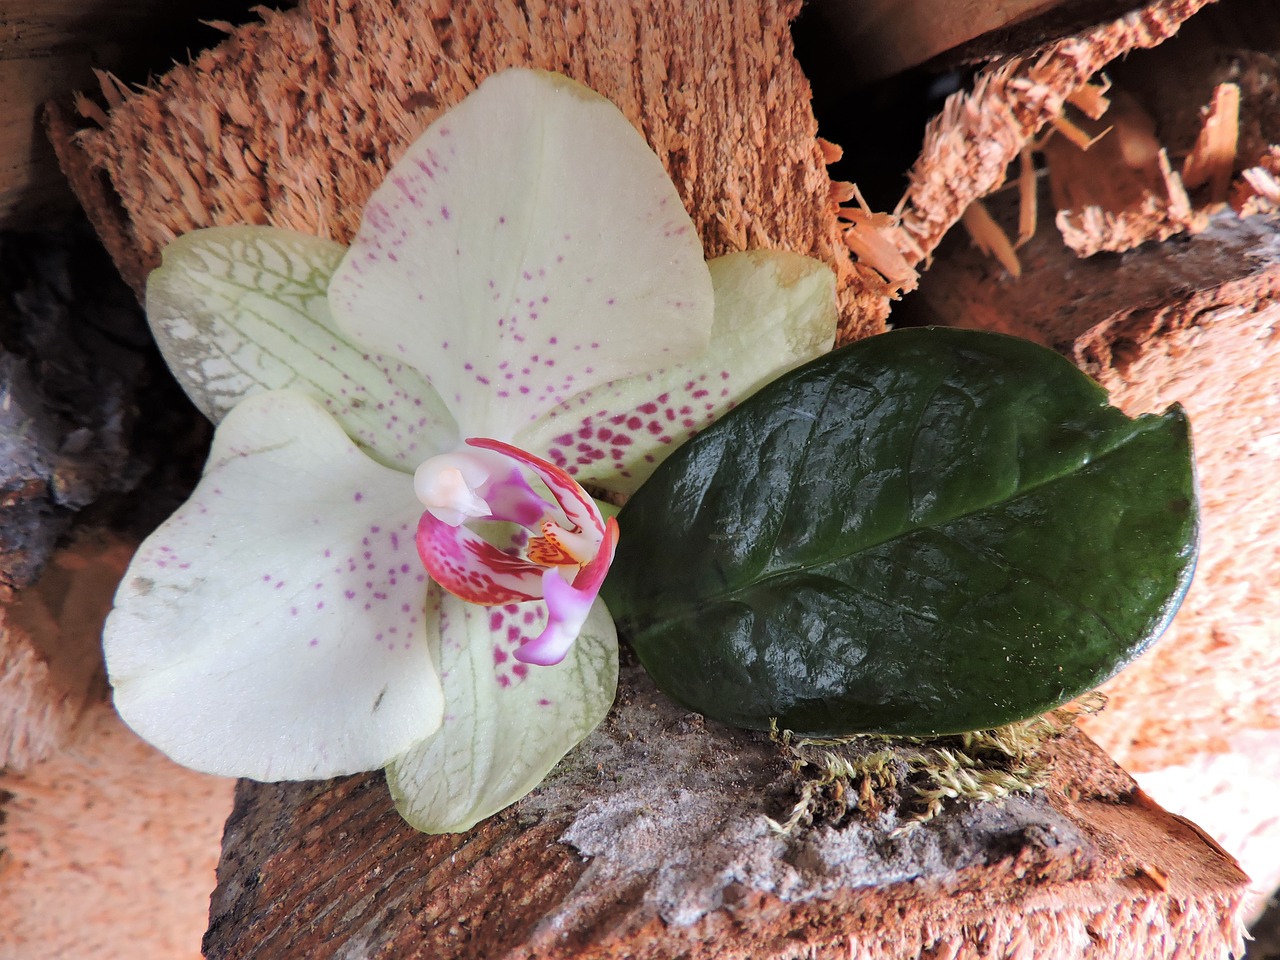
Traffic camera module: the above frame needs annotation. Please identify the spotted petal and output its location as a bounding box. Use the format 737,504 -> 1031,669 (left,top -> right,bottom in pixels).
385,591 -> 617,833
146,226 -> 458,469
104,390 -> 443,780
327,69 -> 714,440
517,250 -> 838,493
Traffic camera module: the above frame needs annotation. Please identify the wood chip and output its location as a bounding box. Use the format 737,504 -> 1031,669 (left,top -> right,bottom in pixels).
961,199 -> 1021,277
1232,146 -> 1280,215
1044,92 -> 1206,256
1066,76 -> 1113,121
839,186 -> 921,296
1016,145 -> 1038,247
1181,83 -> 1241,204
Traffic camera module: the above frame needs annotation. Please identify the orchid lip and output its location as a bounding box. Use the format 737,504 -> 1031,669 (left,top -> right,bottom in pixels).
414,438 -> 616,665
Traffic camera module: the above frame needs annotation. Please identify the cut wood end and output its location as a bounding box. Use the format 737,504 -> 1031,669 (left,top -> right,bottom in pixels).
915,207 -> 1280,774
56,0 -> 889,343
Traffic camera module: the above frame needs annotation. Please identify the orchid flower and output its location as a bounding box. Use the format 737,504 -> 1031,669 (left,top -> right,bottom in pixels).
103,68 -> 838,833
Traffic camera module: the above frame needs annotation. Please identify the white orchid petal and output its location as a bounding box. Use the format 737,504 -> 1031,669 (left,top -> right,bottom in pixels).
385,593 -> 617,834
146,226 -> 459,468
327,69 -> 714,440
104,390 -> 443,781
517,250 -> 838,493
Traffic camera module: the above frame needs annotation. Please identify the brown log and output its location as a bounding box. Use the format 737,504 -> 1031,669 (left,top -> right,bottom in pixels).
200,662 -> 1248,960
912,207 -> 1280,914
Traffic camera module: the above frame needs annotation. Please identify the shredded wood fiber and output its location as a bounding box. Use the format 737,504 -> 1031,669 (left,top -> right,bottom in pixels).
893,0 -> 1211,266
63,0 -> 888,345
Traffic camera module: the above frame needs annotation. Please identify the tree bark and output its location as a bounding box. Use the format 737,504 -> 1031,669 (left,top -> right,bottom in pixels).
203,663 -> 1248,960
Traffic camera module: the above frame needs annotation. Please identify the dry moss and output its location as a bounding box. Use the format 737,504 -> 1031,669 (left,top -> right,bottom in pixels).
768,693 -> 1107,836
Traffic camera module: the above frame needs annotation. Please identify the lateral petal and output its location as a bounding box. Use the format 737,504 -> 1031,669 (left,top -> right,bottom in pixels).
104,390 -> 443,780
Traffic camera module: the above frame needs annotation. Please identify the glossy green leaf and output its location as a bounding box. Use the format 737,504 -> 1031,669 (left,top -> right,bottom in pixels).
603,328 -> 1198,736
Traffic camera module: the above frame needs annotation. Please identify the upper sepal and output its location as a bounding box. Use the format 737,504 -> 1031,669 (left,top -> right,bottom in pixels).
327,69 -> 715,440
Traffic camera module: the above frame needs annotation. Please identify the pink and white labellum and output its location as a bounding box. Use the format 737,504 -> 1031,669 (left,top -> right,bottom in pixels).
415,439 -> 619,666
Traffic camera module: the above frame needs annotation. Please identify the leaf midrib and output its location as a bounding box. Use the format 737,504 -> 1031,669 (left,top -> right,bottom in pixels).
662,414 -> 1166,615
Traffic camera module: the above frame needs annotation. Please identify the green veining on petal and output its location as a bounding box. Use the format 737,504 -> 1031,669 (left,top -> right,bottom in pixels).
386,592 -> 618,833
146,226 -> 458,469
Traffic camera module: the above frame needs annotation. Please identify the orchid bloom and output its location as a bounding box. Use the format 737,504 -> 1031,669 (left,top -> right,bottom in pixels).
103,69 -> 837,833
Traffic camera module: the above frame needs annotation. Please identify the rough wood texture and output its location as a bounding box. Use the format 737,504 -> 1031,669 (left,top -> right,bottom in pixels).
913,207 -> 1280,919
0,703 -> 234,960
202,663 -> 1247,960
56,0 -> 889,345
893,0 -> 1211,268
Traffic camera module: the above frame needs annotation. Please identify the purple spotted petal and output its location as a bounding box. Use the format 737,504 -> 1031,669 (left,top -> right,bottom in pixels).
326,69 -> 714,441
104,390 -> 443,781
385,592 -> 618,833
517,250 -> 838,494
